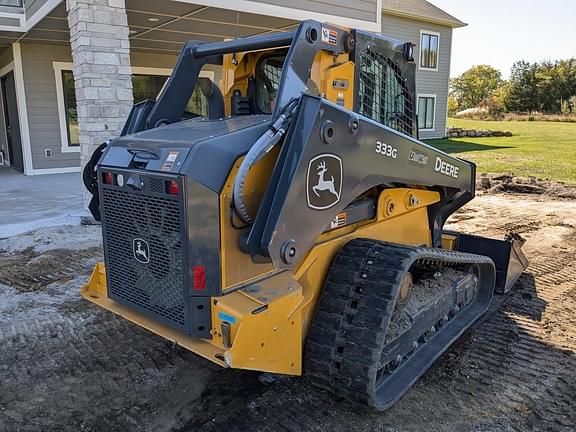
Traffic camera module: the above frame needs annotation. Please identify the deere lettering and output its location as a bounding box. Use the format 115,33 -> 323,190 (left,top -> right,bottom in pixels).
435,157 -> 459,179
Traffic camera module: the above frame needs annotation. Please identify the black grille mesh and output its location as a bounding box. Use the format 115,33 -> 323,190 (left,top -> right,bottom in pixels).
358,48 -> 415,137
149,177 -> 164,193
102,186 -> 186,328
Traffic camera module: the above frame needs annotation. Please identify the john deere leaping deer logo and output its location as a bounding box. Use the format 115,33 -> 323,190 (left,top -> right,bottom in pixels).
313,160 -> 340,199
306,154 -> 343,210
133,238 -> 150,264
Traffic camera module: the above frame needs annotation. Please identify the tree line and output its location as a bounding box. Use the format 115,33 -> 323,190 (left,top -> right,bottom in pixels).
449,59 -> 576,116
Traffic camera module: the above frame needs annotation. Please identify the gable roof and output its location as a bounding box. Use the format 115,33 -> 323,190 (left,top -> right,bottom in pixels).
382,0 -> 467,28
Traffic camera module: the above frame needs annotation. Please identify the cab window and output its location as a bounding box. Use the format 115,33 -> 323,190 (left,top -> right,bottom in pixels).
257,55 -> 285,113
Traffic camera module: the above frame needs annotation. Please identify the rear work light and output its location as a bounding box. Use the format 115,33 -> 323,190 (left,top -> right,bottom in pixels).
102,172 -> 114,185
166,180 -> 179,195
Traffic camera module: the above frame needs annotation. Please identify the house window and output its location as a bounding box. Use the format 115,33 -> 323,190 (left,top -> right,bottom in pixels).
132,74 -> 169,104
131,74 -> 208,116
184,78 -> 209,116
61,70 -> 79,147
420,31 -> 439,70
55,62 -> 213,152
418,95 -> 436,130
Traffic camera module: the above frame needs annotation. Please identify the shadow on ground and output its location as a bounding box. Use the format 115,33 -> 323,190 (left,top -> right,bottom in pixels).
171,269 -> 576,432
425,138 -> 515,154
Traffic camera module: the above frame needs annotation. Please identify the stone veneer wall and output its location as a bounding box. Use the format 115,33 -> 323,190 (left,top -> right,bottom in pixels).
66,0 -> 133,179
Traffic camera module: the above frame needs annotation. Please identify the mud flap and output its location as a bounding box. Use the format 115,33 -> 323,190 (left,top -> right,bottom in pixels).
447,232 -> 529,294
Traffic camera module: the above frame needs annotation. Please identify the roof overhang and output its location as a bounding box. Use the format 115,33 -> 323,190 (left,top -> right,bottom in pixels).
0,0 -> 61,32
0,0 -> 385,54
382,8 -> 467,29
177,0 -> 382,32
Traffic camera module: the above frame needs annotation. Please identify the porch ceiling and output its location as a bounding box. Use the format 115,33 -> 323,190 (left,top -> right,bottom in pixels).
0,30 -> 19,51
2,0 -> 300,53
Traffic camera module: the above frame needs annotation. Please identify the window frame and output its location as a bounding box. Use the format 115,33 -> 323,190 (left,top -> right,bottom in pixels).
417,94 -> 436,132
53,62 -> 214,153
419,30 -> 440,72
54,63 -> 80,152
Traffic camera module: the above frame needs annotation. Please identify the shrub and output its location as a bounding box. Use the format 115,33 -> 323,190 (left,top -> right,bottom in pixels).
504,112 -> 576,123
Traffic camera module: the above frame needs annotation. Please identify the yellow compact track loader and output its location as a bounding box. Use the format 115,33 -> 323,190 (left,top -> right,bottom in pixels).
82,21 -> 528,409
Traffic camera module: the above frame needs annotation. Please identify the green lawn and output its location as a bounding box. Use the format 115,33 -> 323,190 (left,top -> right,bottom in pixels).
426,118 -> 576,184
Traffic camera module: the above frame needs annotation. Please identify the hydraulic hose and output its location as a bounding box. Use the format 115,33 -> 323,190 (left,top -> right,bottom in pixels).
232,99 -> 299,225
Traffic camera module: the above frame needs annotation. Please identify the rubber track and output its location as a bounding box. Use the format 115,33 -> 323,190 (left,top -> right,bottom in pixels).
305,238 -> 494,409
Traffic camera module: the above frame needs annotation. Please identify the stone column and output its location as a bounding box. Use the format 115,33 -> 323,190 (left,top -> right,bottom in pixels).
66,0 -> 133,206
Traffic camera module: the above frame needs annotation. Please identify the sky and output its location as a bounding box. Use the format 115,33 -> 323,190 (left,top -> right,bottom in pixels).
429,0 -> 576,78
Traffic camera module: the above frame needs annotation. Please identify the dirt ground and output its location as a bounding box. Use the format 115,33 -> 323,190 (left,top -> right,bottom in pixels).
0,187 -> 575,432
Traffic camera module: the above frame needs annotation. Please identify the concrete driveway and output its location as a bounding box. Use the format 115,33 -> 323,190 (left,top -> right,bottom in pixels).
0,167 -> 86,238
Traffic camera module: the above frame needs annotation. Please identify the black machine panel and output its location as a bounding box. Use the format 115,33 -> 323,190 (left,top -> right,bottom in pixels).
98,168 -> 211,337
248,95 -> 475,269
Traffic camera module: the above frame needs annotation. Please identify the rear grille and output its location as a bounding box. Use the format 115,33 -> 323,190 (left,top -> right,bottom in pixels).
149,177 -> 164,194
101,181 -> 186,329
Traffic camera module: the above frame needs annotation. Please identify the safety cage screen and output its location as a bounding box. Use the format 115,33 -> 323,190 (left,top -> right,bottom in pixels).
356,47 -> 416,137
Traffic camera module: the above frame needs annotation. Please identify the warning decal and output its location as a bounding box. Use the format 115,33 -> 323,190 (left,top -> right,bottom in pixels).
161,151 -> 179,171
321,27 -> 338,45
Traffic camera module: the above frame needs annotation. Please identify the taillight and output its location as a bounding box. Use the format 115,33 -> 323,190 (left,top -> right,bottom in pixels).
166,180 -> 179,195
193,266 -> 206,291
103,172 -> 114,185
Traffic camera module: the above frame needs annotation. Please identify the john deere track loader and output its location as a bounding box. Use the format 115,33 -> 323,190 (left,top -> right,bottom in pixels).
82,21 -> 528,410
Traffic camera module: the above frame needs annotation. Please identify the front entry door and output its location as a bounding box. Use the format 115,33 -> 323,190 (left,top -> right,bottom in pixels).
1,72 -> 24,172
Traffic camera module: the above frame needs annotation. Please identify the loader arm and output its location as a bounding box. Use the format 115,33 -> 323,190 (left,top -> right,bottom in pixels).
242,94 -> 475,268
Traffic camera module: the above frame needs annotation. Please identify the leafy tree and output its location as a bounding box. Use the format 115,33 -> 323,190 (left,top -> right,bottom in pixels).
450,65 -> 503,110
505,59 -> 576,113
506,61 -> 542,113
449,59 -> 576,115
555,59 -> 576,113
447,94 -> 459,116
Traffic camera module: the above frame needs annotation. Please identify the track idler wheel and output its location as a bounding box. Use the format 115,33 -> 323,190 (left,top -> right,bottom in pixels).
396,273 -> 413,308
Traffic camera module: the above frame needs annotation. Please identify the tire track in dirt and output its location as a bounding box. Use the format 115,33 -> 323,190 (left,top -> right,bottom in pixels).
1,195 -> 576,432
0,247 -> 102,292
174,197 -> 576,432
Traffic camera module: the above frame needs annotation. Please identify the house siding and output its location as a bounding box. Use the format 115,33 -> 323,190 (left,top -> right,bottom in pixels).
25,0 -> 51,20
251,0 -> 378,23
381,14 -> 452,139
20,43 -> 78,170
19,43 -> 182,171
